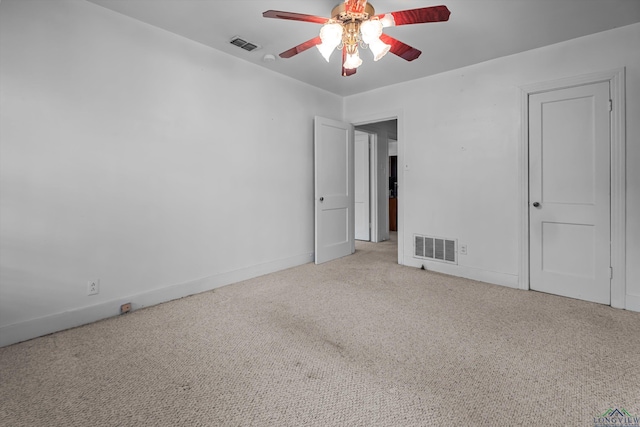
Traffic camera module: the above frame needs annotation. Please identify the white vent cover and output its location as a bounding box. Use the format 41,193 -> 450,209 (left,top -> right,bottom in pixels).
230,36 -> 261,52
414,234 -> 457,264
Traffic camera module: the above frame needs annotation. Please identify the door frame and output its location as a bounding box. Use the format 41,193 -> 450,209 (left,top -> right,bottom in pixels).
351,110 -> 404,265
519,68 -> 626,308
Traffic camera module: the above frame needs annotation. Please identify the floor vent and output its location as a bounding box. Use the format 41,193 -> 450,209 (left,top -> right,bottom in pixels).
414,234 -> 457,264
230,36 -> 260,52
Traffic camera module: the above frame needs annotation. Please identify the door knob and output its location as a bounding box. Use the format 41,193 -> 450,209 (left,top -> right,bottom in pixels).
532,202 -> 540,208
319,197 -> 324,202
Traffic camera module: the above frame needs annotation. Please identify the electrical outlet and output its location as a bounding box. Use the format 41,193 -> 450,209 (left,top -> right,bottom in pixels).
87,280 -> 99,296
460,245 -> 468,255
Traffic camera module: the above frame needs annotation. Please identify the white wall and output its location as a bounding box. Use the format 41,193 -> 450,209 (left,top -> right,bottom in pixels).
345,23 -> 640,309
0,0 -> 343,346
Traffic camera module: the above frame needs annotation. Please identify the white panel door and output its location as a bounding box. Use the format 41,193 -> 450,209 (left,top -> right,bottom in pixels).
529,81 -> 610,304
354,131 -> 370,241
314,116 -> 355,264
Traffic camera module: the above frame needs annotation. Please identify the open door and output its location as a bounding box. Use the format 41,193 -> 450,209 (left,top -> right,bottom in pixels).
314,116 -> 355,264
354,130 -> 371,241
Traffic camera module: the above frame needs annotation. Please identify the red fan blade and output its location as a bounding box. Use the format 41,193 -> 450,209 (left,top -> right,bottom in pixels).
279,36 -> 322,59
342,47 -> 357,77
379,34 -> 422,61
263,10 -> 328,24
379,5 -> 450,26
345,0 -> 368,14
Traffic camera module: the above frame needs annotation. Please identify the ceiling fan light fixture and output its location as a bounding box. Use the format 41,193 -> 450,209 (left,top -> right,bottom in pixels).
263,3 -> 451,76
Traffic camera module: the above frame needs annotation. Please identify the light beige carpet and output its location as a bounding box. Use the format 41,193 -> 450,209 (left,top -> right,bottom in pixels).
1,237 -> 639,426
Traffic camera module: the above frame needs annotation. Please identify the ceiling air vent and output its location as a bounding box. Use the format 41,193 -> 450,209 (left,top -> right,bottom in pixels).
230,36 -> 260,52
414,234 -> 457,264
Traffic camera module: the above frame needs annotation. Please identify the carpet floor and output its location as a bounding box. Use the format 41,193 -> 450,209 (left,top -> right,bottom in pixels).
1,237 -> 639,426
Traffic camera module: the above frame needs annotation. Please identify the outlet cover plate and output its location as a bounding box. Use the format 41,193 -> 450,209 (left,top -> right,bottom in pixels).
87,280 -> 100,296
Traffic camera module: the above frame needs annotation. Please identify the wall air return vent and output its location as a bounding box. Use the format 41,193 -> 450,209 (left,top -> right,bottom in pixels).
414,234 -> 457,264
230,36 -> 261,52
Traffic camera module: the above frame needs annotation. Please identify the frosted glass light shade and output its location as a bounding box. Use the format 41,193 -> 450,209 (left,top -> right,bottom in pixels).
360,20 -> 382,44
320,22 -> 343,44
317,42 -> 337,61
343,51 -> 363,69
368,38 -> 391,61
317,22 -> 343,61
379,13 -> 395,27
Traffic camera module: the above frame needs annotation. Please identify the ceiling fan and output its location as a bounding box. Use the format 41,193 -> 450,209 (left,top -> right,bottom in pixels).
263,0 -> 450,77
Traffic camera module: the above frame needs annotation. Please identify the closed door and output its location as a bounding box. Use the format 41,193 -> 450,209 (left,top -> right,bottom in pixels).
355,131 -> 370,241
529,81 -> 611,304
314,116 -> 355,264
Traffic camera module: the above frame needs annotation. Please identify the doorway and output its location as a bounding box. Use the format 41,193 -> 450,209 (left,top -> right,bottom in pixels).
354,120 -> 397,243
352,117 -> 400,263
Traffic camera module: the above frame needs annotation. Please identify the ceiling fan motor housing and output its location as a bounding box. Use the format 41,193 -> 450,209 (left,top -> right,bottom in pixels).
331,2 -> 375,22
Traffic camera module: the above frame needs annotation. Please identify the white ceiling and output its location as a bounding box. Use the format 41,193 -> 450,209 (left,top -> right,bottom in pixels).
86,0 -> 640,96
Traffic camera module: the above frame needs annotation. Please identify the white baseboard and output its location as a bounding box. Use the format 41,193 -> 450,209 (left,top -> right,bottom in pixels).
404,258 -> 520,289
625,294 -> 640,312
404,258 -> 640,312
0,252 -> 314,348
